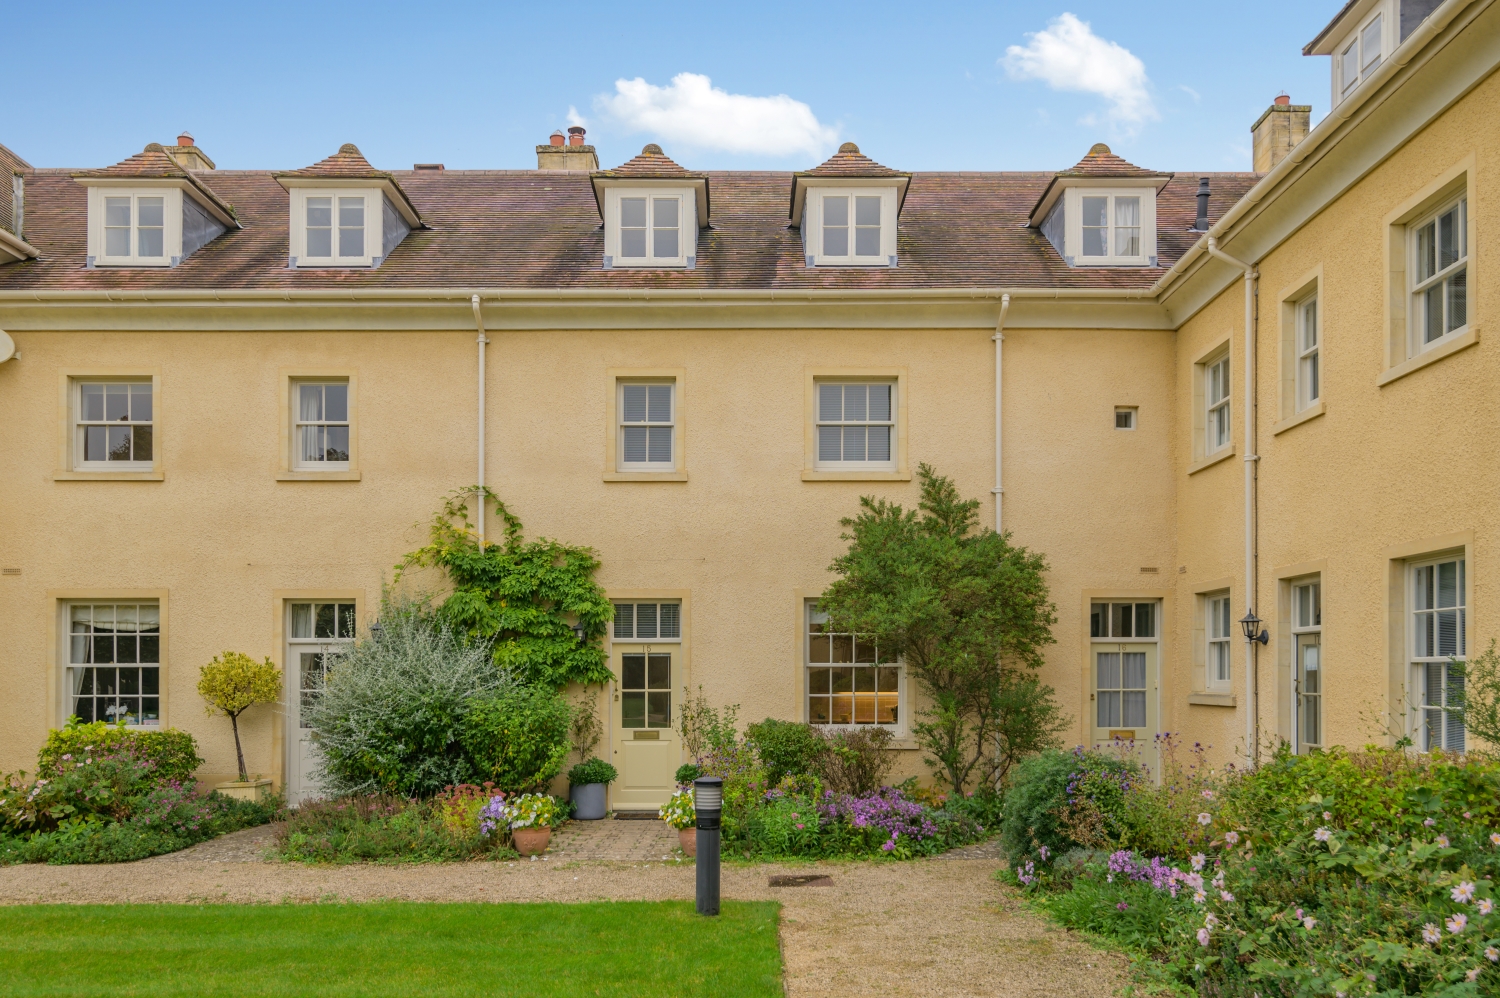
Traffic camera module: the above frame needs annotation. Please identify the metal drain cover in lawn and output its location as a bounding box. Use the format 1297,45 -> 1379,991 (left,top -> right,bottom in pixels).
769,874 -> 833,887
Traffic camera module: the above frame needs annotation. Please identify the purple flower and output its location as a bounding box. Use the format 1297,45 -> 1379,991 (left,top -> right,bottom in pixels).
1116,901 -> 1129,911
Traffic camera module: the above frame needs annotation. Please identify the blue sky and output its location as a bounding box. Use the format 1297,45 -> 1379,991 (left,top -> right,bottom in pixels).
5,1 -> 1338,174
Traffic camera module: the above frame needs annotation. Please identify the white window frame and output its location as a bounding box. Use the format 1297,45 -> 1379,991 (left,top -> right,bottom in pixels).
1292,580 -> 1322,751
1409,195 -> 1469,356
1410,556 -> 1467,753
1206,592 -> 1233,692
64,601 -> 162,729
292,380 -> 351,471
288,188 -> 380,268
1114,407 -> 1137,430
804,186 -> 898,267
288,601 -> 358,729
87,187 -> 179,268
1296,293 -> 1321,412
814,380 -> 896,472
1060,186 -> 1157,267
72,378 -> 154,471
603,187 -> 694,269
1336,9 -> 1387,104
1205,352 -> 1232,455
610,601 -> 683,643
616,380 -> 676,472
805,602 -> 902,730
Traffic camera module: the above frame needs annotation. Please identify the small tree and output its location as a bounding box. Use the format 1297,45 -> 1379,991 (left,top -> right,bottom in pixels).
198,651 -> 282,783
1459,640 -> 1500,748
818,464 -> 1067,793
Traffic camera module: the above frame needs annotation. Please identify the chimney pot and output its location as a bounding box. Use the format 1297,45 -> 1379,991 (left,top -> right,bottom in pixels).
1251,95 -> 1309,173
1194,178 -> 1211,231
1274,93 -> 1291,106
176,131 -> 195,147
568,126 -> 586,147
549,130 -> 566,147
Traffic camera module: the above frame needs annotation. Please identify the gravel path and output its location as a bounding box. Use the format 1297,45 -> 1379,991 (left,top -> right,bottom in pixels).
0,825 -> 1121,998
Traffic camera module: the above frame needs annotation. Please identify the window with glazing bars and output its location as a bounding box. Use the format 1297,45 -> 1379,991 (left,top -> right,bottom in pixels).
619,383 -> 674,469
619,196 -> 681,262
76,381 -> 153,467
1206,594 -> 1232,688
289,602 -> 356,727
295,382 -> 350,466
1297,295 -> 1320,410
1293,581 -> 1322,750
68,603 -> 160,727
1412,558 -> 1465,752
1207,354 -> 1231,453
817,382 -> 894,467
612,602 -> 681,640
1411,197 -> 1467,352
806,604 -> 899,726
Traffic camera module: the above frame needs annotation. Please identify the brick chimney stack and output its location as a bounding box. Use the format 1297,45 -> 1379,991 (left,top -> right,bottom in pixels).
165,130 -> 215,171
1251,94 -> 1310,173
536,127 -> 599,171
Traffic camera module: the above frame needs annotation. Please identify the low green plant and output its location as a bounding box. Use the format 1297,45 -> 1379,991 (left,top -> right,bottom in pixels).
680,686 -> 740,762
277,795 -> 504,864
432,783 -> 500,836
567,758 -> 618,786
497,792 -> 561,831
744,719 -> 823,787
36,719 -> 202,785
1000,747 -> 1134,862
659,789 -> 695,830
461,685 -> 572,793
675,763 -> 703,785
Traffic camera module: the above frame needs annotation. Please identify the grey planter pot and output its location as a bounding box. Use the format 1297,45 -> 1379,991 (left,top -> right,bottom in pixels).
571,782 -> 608,820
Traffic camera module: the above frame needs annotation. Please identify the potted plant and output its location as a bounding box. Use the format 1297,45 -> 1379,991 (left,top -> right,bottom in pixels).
567,758 -> 617,820
659,788 -> 697,857
197,651 -> 281,800
485,792 -> 560,856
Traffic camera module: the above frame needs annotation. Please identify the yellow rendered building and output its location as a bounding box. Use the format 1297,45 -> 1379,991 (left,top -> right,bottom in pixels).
0,0 -> 1496,806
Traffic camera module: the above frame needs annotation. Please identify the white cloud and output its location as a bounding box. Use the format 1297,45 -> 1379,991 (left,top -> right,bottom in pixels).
1001,14 -> 1157,128
1178,85 -> 1201,103
566,106 -> 588,129
594,72 -> 838,158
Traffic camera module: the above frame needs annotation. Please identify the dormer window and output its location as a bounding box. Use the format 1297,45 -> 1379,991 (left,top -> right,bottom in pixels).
75,143 -> 237,269
790,144 -> 909,269
1029,145 -> 1167,268
276,144 -> 422,270
1338,11 -> 1385,101
104,194 -> 166,263
591,145 -> 708,271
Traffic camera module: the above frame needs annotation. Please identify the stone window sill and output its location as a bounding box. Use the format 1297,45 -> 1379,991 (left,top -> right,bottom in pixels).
801,470 -> 912,482
604,471 -> 689,482
1188,692 -> 1237,707
54,470 -> 164,482
276,470 -> 362,482
1377,327 -> 1479,387
1187,445 -> 1235,476
1273,400 -> 1324,436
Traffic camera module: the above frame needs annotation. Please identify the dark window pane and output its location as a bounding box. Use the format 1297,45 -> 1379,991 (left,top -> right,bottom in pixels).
647,654 -> 671,690
831,667 -> 853,694
73,698 -> 94,723
130,384 -> 152,422
1091,603 -> 1107,638
107,426 -> 132,461
854,638 -> 877,663
647,691 -> 671,728
809,634 -> 831,662
95,669 -> 118,695
831,635 -> 853,663
141,698 -> 160,722
142,668 -> 159,695
338,604 -> 357,639
315,603 -> 336,638
325,425 -> 349,461
809,669 -> 831,695
1111,604 -> 1134,638
809,697 -> 831,724
324,384 -> 348,422
878,667 -> 899,692
119,669 -> 139,695
139,635 -> 159,663
853,667 -> 875,692
132,425 -> 152,461
1134,603 -> 1155,638
85,425 -> 107,461
93,635 -> 115,663
878,694 -> 898,724
105,385 -> 129,421
621,691 -> 645,728
76,668 -> 94,695
658,603 -> 680,638
621,654 -> 645,690
81,385 -> 105,422
116,635 -> 137,664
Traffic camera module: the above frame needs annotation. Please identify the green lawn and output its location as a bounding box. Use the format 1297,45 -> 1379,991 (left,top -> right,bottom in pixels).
0,901 -> 783,997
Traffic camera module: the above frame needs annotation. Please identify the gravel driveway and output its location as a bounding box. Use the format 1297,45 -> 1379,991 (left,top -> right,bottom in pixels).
0,824 -> 1122,998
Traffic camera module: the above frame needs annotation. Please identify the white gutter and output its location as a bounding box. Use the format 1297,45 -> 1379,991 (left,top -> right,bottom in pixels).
992,294 -> 1010,532
0,228 -> 39,264
1206,238 -> 1259,766
1154,0 -> 1481,302
472,294 -> 489,547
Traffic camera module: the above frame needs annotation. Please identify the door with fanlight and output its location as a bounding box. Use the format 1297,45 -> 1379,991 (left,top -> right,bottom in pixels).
609,601 -> 682,810
285,601 -> 356,806
1090,601 -> 1160,769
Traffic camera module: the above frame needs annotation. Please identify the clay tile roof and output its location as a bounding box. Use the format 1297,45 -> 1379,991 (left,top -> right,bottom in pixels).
0,141 -> 33,174
281,142 -> 387,179
596,144 -> 700,179
73,144 -> 239,224
801,142 -> 907,178
1057,143 -> 1167,178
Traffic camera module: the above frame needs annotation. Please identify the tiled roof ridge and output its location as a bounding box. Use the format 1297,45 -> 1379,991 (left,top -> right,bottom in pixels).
1057,143 -> 1168,178
71,144 -> 239,224
596,144 -> 700,179
279,143 -> 390,179
800,142 -> 907,178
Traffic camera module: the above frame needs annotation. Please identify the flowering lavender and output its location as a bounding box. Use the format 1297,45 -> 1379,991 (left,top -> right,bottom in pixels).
1015,860 -> 1037,886
819,787 -> 938,852
1106,850 -> 1176,890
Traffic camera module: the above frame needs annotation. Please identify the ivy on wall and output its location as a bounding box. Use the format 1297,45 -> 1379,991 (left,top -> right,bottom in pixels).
397,488 -> 614,688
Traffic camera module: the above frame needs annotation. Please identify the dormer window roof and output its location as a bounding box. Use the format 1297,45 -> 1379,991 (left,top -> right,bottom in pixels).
592,145 -> 708,269
1029,144 -> 1171,267
791,143 -> 910,268
74,143 -> 238,268
276,144 -> 422,269
1303,0 -> 1404,108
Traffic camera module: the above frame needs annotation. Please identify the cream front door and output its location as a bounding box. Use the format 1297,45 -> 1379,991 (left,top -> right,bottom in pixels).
610,646 -> 680,810
1091,642 -> 1159,768
285,601 -> 355,806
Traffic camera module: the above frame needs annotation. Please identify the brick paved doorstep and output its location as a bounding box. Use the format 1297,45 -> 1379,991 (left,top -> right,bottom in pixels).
549,816 -> 683,862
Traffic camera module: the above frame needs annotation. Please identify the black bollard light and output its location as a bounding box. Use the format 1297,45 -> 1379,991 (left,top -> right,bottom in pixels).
693,775 -> 722,916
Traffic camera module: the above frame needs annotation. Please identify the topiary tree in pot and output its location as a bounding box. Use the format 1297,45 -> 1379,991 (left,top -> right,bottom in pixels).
197,651 -> 281,797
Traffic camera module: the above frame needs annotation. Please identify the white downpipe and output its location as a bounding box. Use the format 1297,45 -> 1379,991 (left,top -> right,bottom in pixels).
992,294 -> 1010,532
1206,239 -> 1259,766
472,294 -> 489,547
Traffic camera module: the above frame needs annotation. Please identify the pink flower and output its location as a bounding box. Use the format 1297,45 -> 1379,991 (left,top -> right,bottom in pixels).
1204,913 -> 1220,928
1448,913 -> 1469,934
1479,899 -> 1495,915
1220,890 -> 1235,903
1202,790 -> 1215,800
1465,812 -> 1473,820
1313,827 -> 1332,842
1438,835 -> 1451,848
1192,891 -> 1207,904
1196,927 -> 1211,947
1190,853 -> 1206,871
1453,882 -> 1477,903
1491,832 -> 1500,847
1422,923 -> 1441,944
1224,831 -> 1240,845
1468,969 -> 1483,983
1302,916 -> 1317,930
795,823 -> 805,830
1424,818 -> 1437,827
1485,946 -> 1499,962
1116,901 -> 1129,911
1197,813 -> 1212,826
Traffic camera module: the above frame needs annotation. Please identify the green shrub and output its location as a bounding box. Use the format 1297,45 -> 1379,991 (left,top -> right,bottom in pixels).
567,758 -> 618,786
304,600 -> 510,797
674,763 -> 702,785
813,727 -> 896,795
2,750 -> 159,833
37,719 -> 202,785
1000,748 -> 1133,862
278,795 -> 509,864
461,685 -> 571,793
745,719 -> 823,787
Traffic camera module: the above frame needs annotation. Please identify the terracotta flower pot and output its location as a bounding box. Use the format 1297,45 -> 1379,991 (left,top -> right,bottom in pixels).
679,827 -> 697,857
512,826 -> 552,856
